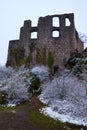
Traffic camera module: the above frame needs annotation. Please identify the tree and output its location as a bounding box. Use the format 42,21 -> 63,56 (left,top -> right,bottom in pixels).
79,32 -> 87,43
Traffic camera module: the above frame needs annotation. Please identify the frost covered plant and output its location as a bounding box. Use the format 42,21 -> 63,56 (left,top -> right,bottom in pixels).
31,65 -> 50,82
39,74 -> 87,126
0,65 -> 50,105
0,66 -> 31,105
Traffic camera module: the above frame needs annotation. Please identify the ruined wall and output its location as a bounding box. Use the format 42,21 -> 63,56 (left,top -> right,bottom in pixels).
6,13 -> 84,68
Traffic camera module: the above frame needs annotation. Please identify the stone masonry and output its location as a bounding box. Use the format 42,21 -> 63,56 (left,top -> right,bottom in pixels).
6,13 -> 84,69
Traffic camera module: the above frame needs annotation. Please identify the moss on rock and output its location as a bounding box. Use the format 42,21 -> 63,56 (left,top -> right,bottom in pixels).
47,51 -> 54,69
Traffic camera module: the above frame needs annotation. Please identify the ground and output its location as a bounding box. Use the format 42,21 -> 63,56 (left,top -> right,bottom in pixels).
0,96 -> 87,130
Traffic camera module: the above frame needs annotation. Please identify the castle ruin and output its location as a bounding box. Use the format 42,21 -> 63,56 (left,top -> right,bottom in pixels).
6,13 -> 83,69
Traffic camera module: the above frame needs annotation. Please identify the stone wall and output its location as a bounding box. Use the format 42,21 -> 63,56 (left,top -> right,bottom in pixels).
6,13 -> 84,69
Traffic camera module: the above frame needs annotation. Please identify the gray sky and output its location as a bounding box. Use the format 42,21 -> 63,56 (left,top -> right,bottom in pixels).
0,0 -> 87,65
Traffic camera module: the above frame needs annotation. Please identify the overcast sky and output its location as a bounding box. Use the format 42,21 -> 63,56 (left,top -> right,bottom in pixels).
0,0 -> 87,65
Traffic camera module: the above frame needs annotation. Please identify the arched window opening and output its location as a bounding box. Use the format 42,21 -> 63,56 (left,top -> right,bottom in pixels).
65,18 -> 71,26
52,17 -> 59,27
31,32 -> 37,39
52,31 -> 59,38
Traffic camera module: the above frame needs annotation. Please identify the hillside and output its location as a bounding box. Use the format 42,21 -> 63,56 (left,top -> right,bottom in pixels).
0,48 -> 87,129
39,48 -> 87,126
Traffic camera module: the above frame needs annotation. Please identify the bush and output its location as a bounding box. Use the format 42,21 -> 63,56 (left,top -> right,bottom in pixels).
29,74 -> 41,95
0,92 -> 6,105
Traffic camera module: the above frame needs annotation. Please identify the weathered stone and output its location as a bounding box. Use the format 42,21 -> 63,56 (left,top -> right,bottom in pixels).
6,13 -> 84,69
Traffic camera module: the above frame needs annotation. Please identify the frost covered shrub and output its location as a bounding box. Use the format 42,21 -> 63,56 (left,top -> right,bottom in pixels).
39,73 -> 87,126
0,66 -> 12,81
65,48 -> 87,80
71,58 -> 87,80
0,66 -> 31,105
0,65 -> 50,105
31,66 -> 50,82
29,66 -> 50,95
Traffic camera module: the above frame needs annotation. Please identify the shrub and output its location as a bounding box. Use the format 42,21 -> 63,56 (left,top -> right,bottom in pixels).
29,74 -> 41,95
0,93 -> 6,105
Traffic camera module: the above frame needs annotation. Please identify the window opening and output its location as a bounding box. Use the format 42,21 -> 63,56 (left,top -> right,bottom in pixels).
31,32 -> 37,39
65,18 -> 71,26
52,17 -> 59,27
52,30 -> 59,38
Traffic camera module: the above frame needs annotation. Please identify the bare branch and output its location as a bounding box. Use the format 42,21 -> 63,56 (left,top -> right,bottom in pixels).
79,32 -> 87,43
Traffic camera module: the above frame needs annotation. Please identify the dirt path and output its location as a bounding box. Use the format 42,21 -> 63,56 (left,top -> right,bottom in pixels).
0,96 -> 87,130
0,96 -> 42,130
